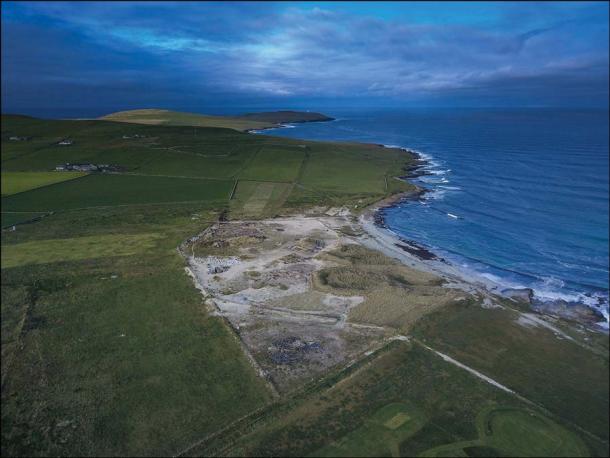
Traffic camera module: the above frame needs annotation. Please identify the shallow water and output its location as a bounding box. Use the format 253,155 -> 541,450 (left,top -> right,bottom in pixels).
260,108 -> 610,327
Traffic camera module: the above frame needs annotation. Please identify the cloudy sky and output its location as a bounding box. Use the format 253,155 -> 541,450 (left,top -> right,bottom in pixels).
2,1 -> 608,116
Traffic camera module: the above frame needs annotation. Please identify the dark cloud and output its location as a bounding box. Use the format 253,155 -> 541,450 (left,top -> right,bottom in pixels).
2,1 -> 608,115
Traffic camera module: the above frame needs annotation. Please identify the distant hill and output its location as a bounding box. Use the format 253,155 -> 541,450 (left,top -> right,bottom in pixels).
99,109 -> 333,132
238,110 -> 334,123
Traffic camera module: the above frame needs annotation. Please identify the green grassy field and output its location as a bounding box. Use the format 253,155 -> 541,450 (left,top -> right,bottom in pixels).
1,233 -> 164,268
420,406 -> 588,457
1,172 -> 88,196
238,146 -> 305,182
187,341 -> 602,457
2,174 -> 234,212
2,113 -> 607,457
314,402 -> 428,457
411,300 -> 610,445
1,205 -> 273,456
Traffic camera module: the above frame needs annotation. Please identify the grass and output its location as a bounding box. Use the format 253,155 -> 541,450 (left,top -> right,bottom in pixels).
313,245 -> 456,332
2,113 -> 606,457
348,285 -> 461,332
1,206 -> 272,456
420,406 -> 589,457
238,146 -> 305,182
138,151 -> 252,179
1,171 -> 88,196
313,402 -> 427,457
2,174 -> 234,212
1,233 -> 164,268
298,142 -> 410,194
190,341 -> 601,457
411,300 -> 610,444
1,115 -> 415,212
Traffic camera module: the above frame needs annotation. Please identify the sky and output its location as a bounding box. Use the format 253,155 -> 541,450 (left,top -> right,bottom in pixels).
1,1 -> 609,116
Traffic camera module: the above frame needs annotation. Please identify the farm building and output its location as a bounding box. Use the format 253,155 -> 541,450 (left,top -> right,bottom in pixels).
55,163 -> 122,172
58,139 -> 73,146
122,134 -> 147,139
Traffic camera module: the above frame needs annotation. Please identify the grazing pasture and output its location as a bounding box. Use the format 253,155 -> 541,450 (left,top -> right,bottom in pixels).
2,174 -> 234,212
238,146 -> 306,182
1,206 -> 273,456
1,233 -> 164,268
1,171 -> 87,196
138,150 -> 251,179
411,300 -> 610,443
420,406 -> 589,457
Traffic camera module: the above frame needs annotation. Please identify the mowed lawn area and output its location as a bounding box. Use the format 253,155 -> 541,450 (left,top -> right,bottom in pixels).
1,171 -> 88,196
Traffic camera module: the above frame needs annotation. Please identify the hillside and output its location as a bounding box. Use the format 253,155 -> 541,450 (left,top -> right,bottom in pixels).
238,110 -> 334,123
99,108 -> 333,132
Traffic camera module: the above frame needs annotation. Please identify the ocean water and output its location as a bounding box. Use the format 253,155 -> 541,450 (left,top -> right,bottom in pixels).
259,108 -> 610,327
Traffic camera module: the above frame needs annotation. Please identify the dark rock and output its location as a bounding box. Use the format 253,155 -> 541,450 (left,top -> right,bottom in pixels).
269,337 -> 322,365
395,240 -> 444,262
532,299 -> 606,325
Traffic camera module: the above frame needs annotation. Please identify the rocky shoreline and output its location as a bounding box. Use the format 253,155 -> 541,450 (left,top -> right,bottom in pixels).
364,148 -> 609,332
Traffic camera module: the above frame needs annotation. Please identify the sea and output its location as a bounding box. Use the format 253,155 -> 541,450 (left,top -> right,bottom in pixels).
256,108 -> 610,329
